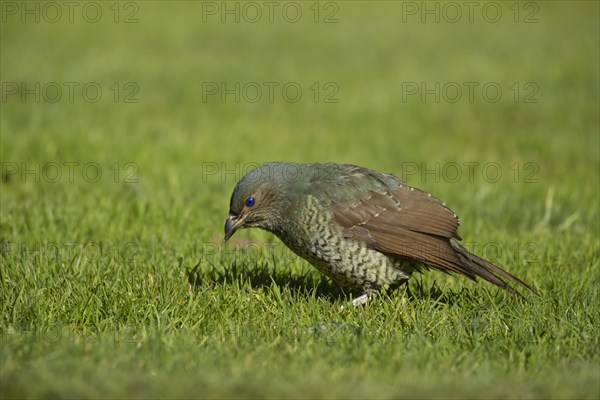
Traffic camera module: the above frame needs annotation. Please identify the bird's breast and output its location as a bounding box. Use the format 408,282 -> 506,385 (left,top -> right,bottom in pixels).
274,196 -> 412,290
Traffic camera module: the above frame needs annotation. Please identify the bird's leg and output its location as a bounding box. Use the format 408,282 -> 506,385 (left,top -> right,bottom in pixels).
343,282 -> 409,309
351,293 -> 371,306
341,289 -> 376,308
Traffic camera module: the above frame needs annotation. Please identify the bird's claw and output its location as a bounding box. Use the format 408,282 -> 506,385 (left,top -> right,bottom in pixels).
340,292 -> 374,309
351,293 -> 371,306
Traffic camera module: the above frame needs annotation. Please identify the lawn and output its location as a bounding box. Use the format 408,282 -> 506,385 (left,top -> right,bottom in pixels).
1,1 -> 599,398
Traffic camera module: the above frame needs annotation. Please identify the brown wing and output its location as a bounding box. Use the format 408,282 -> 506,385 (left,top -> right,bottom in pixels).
331,183 -> 532,294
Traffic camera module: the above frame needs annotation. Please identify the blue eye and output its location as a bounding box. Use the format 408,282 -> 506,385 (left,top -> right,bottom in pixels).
245,196 -> 255,207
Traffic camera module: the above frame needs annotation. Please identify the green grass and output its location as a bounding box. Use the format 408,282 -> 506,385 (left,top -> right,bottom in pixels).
1,1 -> 599,398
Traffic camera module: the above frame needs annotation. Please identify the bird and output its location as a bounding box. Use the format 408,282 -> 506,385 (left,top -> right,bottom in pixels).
224,162 -> 532,304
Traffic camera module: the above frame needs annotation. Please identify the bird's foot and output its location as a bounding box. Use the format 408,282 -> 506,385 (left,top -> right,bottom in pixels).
341,290 -> 376,309
351,293 -> 371,306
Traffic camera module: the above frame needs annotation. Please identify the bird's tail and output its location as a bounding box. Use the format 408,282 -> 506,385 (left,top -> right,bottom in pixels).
450,241 -> 534,298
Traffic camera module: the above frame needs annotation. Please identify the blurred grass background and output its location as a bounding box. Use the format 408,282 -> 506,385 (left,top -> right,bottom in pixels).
1,1 -> 599,398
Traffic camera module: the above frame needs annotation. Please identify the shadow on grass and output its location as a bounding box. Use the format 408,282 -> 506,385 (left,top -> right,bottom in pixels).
187,260 -> 469,306
187,260 -> 353,302
407,277 -> 473,306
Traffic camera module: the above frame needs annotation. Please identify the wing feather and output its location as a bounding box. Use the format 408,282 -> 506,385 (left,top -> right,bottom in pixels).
328,168 -> 531,295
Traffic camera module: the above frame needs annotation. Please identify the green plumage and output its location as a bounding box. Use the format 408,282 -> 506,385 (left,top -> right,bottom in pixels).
225,162 -> 532,298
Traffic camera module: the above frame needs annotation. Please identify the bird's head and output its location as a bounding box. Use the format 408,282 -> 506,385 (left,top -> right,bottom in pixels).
224,162 -> 295,241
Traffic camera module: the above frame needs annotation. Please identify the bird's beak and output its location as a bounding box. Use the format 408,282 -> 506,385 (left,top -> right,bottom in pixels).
224,215 -> 243,241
